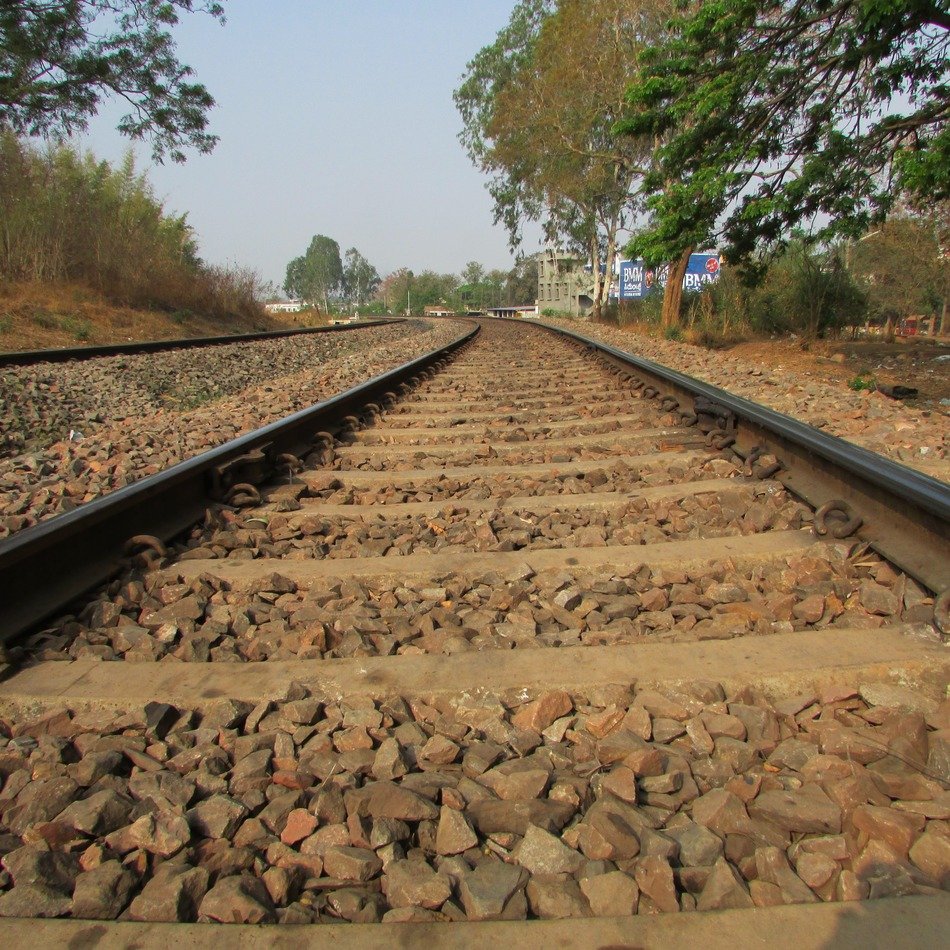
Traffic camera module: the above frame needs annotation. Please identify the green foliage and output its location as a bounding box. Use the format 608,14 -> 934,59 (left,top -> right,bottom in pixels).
676,243 -> 869,341
618,0 -> 950,269
0,1 -> 224,163
505,255 -> 539,305
849,205 -> 949,325
31,308 -> 59,329
0,133 -> 263,320
848,373 -> 877,391
342,248 -> 380,307
0,315 -> 11,333
284,235 -> 344,311
62,314 -> 92,341
455,0 -> 669,316
663,324 -> 682,341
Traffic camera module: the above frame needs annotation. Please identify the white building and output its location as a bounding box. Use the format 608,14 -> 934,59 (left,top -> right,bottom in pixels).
264,300 -> 304,314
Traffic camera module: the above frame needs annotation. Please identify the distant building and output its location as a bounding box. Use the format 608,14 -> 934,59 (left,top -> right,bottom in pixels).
264,299 -> 304,314
487,305 -> 539,319
423,305 -> 455,317
537,250 -> 594,318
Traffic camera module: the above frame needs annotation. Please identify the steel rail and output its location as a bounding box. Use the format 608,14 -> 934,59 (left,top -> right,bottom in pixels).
0,322 -> 479,643
0,318 -> 406,367
525,318 -> 950,596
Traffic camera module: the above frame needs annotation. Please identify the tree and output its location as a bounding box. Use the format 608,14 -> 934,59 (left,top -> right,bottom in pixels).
618,0 -> 950,307
456,0 -> 670,318
850,205 -> 950,333
505,254 -> 540,305
342,247 -> 380,307
461,261 -> 486,287
0,1 -> 226,162
283,235 -> 343,312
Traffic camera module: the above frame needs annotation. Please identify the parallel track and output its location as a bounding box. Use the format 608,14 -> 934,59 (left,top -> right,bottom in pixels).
0,318 -> 404,367
0,318 -> 946,941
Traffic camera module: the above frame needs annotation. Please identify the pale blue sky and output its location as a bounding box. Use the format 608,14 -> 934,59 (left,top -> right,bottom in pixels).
80,1 -> 542,288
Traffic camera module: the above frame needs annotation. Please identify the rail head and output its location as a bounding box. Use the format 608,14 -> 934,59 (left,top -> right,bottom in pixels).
519,318 -> 950,593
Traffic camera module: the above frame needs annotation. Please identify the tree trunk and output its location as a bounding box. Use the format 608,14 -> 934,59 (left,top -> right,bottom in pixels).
603,225 -> 618,325
590,234 -> 602,321
661,247 -> 692,328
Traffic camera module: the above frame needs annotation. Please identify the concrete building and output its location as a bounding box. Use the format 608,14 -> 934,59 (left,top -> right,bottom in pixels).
536,250 -> 595,318
264,300 -> 304,314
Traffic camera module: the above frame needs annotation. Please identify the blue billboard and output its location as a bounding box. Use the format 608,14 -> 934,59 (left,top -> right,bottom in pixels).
619,253 -> 721,300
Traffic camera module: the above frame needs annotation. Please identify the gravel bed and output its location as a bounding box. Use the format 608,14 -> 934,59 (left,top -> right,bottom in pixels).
25,530 -> 933,664
303,455 -> 741,505
0,682 -> 945,922
180,481 -> 809,561
0,321 -> 467,539
548,320 -> 949,478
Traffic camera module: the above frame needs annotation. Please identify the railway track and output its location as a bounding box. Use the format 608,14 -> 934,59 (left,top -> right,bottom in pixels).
0,318 -> 947,944
0,318 -> 403,368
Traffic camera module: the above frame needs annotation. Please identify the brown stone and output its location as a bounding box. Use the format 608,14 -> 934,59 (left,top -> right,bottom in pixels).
514,824 -> 584,875
754,846 -> 817,904
126,863 -> 209,922
526,877 -> 590,918
851,804 -> 925,857
480,767 -> 548,801
382,858 -> 451,909
696,857 -> 754,911
691,788 -> 750,836
794,851 -> 838,890
418,735 -> 460,767
908,832 -> 950,887
187,795 -> 248,840
127,811 -> 192,857
579,870 -> 639,917
346,781 -> 439,822
198,874 -> 276,924
601,765 -> 638,805
322,846 -> 383,882
458,862 -> 528,921
280,808 -> 318,846
71,861 -> 137,919
634,855 -> 678,913
748,785 -> 841,834
469,800 -> 574,837
511,691 -> 573,733
436,806 -> 478,855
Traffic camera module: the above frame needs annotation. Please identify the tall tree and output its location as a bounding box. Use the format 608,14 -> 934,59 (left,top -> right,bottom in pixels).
342,247 -> 380,307
456,0 -> 670,318
618,0 -> 950,312
283,235 -> 343,312
461,261 -> 486,286
0,1 -> 226,162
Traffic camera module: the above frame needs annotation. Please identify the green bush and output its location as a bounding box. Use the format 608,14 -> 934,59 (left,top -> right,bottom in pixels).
62,315 -> 92,341
32,308 -> 59,329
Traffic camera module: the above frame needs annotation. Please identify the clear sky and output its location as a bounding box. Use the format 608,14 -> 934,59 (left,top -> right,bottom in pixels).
79,1 -> 542,291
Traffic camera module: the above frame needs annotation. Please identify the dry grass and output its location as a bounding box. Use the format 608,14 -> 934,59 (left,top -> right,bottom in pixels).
0,281 -> 299,351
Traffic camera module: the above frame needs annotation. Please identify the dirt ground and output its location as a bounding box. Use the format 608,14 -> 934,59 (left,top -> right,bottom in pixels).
724,336 -> 950,408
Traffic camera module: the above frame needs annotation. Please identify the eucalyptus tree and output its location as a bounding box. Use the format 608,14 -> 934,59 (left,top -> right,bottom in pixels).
456,0 -> 671,318
284,235 -> 344,312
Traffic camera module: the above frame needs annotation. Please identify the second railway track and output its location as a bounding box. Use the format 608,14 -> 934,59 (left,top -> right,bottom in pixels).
0,318 -> 947,942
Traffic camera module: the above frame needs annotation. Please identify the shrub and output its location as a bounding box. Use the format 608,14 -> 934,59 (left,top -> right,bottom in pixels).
0,133 -> 265,323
